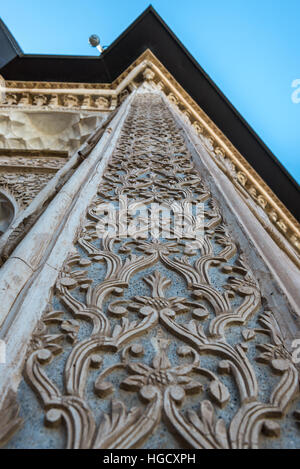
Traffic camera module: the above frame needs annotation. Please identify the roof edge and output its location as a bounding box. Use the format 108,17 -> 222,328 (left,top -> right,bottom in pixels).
0,7 -> 299,217
0,17 -> 23,55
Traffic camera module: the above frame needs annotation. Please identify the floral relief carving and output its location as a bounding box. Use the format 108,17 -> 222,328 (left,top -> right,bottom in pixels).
0,172 -> 54,208
1,53 -> 300,258
9,92 -> 299,449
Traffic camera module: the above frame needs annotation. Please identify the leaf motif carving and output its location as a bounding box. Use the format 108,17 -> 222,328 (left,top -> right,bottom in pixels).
183,400 -> 230,449
242,329 -> 256,341
209,380 -> 230,407
93,401 -> 142,449
17,91 -> 300,451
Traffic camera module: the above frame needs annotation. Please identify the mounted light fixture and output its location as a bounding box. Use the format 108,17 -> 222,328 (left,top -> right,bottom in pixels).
88,34 -> 104,54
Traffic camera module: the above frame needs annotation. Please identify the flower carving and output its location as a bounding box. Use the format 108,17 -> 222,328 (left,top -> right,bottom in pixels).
121,332 -> 202,395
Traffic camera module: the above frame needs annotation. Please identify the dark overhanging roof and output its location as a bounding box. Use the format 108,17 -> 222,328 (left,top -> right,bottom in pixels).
0,6 -> 299,222
0,18 -> 22,68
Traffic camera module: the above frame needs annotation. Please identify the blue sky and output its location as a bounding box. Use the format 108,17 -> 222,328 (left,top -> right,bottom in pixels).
1,0 -> 299,184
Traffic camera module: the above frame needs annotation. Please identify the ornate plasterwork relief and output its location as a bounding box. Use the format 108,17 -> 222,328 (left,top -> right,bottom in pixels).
1,50 -> 299,261
0,172 -> 54,210
0,110 -> 109,217
0,149 -> 69,211
4,92 -> 300,449
136,57 -> 300,262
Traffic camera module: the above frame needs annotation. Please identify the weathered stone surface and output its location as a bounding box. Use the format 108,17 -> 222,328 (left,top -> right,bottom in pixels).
3,91 -> 300,449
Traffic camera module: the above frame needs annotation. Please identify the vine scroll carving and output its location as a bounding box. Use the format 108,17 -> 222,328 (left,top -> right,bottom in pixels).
4,92 -> 300,449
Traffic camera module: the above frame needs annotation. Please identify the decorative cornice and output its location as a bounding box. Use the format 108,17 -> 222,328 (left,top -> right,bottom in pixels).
0,49 -> 299,259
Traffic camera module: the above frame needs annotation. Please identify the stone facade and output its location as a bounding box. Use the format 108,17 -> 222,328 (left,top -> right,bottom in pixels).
0,58 -> 299,449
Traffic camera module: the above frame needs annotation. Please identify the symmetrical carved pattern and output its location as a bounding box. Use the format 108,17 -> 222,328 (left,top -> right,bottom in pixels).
8,92 -> 300,449
2,51 -> 299,256
1,92 -> 114,111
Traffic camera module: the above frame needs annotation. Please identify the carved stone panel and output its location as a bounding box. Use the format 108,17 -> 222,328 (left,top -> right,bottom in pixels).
4,92 -> 300,449
0,171 -> 55,209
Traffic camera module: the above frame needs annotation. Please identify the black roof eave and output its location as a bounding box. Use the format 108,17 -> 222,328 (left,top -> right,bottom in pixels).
0,17 -> 22,68
1,6 -> 299,222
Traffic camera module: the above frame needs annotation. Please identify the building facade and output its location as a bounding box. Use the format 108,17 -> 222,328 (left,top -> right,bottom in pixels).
0,7 -> 300,449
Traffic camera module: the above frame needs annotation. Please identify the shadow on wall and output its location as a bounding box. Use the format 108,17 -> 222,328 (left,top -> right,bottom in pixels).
0,191 -> 16,235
